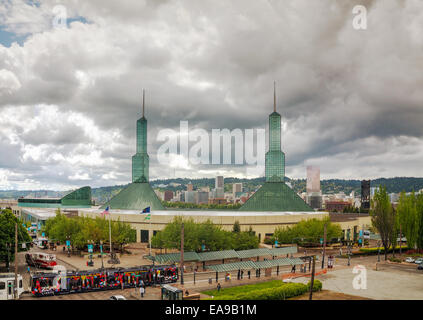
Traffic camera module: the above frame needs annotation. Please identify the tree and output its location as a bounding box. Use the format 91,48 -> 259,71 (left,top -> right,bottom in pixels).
416,194 -> 423,250
43,211 -> 136,250
233,221 -> 241,233
0,209 -> 32,269
150,217 -> 259,251
370,186 -> 396,260
273,217 -> 342,245
397,192 -> 421,250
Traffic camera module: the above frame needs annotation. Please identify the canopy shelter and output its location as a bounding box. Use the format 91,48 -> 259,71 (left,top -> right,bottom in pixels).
252,257 -> 304,269
197,250 -> 240,262
236,248 -> 273,259
206,261 -> 257,273
270,246 -> 298,257
153,252 -> 200,264
150,246 -> 298,264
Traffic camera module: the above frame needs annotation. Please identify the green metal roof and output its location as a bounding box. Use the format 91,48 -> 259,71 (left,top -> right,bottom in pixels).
252,257 -> 303,269
206,258 -> 305,272
270,246 -> 298,256
206,261 -> 257,272
197,250 -> 240,261
154,252 -> 200,264
236,248 -> 273,259
100,182 -> 164,210
152,246 -> 298,264
239,182 -> 313,211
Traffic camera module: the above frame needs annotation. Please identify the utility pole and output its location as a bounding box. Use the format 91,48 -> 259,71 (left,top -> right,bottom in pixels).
321,223 -> 327,269
309,255 -> 316,300
14,223 -> 18,300
180,223 -> 184,285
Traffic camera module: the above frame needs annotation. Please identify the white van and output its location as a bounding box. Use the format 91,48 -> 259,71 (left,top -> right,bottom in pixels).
0,274 -> 24,300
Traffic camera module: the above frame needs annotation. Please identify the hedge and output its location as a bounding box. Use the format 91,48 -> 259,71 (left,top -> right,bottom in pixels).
307,279 -> 322,292
208,281 -> 323,300
358,246 -> 408,255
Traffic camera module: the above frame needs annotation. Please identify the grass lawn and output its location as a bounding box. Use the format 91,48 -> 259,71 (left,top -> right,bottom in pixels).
202,280 -> 284,298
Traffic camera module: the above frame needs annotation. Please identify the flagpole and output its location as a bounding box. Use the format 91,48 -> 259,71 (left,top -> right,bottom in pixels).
149,215 -> 152,257
109,208 -> 112,258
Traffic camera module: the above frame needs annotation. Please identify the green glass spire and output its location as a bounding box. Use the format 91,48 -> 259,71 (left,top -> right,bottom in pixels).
132,89 -> 149,183
265,82 -> 285,182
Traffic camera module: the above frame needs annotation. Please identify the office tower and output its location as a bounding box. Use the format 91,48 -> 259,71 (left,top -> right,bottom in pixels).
187,183 -> 193,191
164,190 -> 174,202
306,166 -> 320,193
361,180 -> 371,210
215,176 -> 224,189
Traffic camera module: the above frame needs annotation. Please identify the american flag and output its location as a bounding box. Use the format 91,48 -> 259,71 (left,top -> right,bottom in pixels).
100,206 -> 110,217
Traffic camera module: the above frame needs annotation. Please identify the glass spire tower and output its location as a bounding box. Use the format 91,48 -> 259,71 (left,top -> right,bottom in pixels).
132,89 -> 149,183
265,82 -> 285,182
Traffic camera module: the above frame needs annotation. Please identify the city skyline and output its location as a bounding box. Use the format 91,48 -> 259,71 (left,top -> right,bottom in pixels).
1,1 -> 423,191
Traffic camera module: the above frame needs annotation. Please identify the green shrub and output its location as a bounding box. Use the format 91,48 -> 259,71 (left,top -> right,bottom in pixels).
359,246 -> 408,255
209,282 -> 310,300
307,279 -> 322,292
202,280 -> 283,297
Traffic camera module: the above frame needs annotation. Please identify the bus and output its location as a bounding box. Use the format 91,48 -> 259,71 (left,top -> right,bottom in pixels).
30,265 -> 178,297
0,274 -> 24,300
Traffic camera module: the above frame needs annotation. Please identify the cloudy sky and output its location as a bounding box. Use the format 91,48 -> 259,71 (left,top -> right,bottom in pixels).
0,0 -> 422,191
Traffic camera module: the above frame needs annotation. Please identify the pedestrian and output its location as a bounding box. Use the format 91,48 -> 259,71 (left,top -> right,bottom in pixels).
140,286 -> 145,298
340,248 -> 343,256
217,282 -> 221,292
185,289 -> 189,296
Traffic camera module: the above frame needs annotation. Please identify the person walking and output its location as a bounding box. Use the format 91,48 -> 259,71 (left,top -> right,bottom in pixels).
140,286 -> 145,298
217,282 -> 221,292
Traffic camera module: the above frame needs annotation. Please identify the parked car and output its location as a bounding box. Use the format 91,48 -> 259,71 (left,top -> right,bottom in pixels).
109,295 -> 126,300
418,264 -> 423,270
405,257 -> 415,263
414,258 -> 423,264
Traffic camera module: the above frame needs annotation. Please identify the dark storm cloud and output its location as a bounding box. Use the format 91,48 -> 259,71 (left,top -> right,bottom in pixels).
0,0 -> 422,189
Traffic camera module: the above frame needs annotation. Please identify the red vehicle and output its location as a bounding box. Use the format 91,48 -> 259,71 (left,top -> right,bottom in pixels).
25,252 -> 57,269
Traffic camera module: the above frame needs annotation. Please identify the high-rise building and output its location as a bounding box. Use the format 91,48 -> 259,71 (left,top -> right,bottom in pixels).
232,183 -> 243,199
187,183 -> 193,191
361,180 -> 371,210
185,191 -> 197,203
215,176 -> 224,189
197,191 -> 209,204
132,90 -> 149,183
164,190 -> 174,202
306,166 -> 320,193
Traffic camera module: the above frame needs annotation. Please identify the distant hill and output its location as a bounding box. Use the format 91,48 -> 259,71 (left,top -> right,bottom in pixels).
1,177 -> 422,205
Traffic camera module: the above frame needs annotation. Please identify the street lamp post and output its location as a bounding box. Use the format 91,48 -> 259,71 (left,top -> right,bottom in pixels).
377,240 -> 381,262
100,240 -> 104,270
